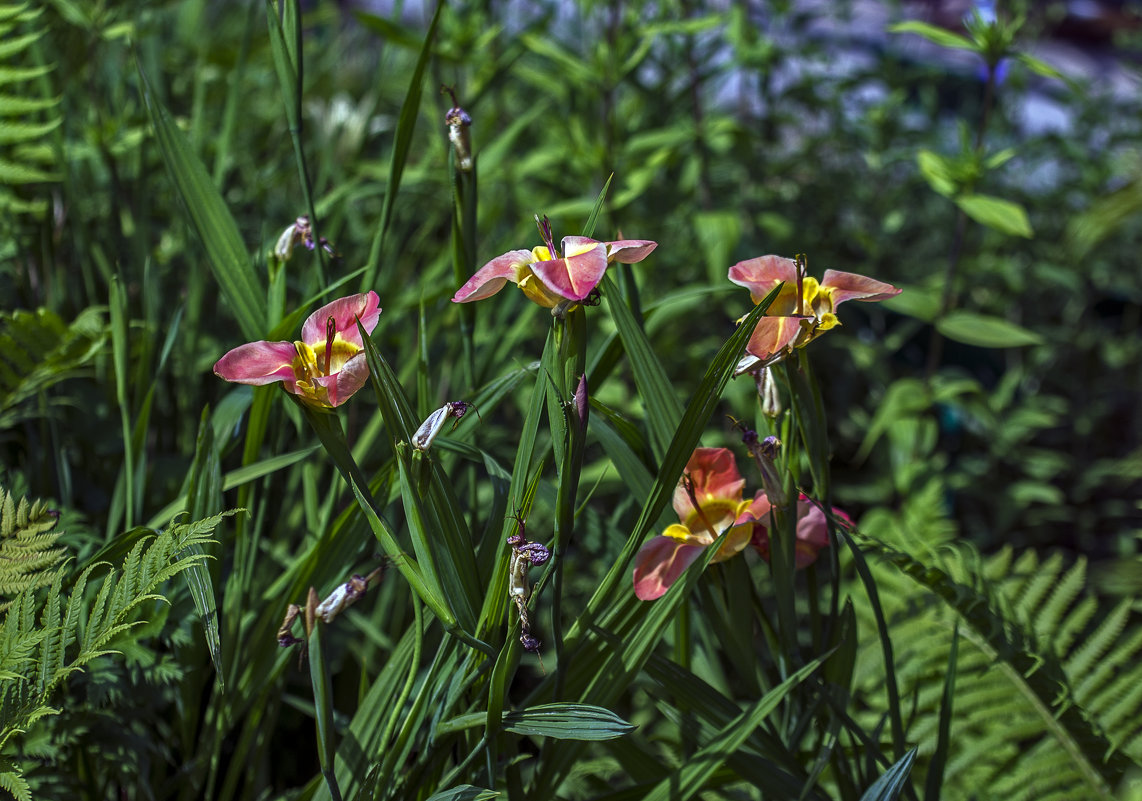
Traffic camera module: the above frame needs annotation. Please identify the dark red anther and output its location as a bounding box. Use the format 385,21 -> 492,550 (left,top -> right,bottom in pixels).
324,315 -> 336,375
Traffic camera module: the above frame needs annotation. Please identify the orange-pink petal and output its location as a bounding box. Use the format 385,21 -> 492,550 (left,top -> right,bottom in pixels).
316,352 -> 371,407
633,536 -> 705,601
213,341 -> 298,386
672,447 -> 745,521
452,249 -> 535,303
530,239 -> 608,300
302,291 -> 382,347
605,239 -> 657,264
728,256 -> 798,304
745,315 -> 807,362
820,270 -> 902,306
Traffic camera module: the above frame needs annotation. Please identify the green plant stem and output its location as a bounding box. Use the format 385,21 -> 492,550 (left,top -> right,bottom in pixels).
926,61 -> 999,377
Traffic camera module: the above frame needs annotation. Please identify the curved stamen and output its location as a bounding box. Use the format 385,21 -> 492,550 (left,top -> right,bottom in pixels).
535,214 -> 559,259
324,316 -> 336,375
795,253 -> 807,317
682,473 -> 721,541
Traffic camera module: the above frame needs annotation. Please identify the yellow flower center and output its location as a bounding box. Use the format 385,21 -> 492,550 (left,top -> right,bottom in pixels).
290,337 -> 361,407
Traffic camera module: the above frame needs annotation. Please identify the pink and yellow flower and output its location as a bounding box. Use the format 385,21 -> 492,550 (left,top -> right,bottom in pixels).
633,447 -> 768,601
633,449 -> 845,600
729,255 -> 901,372
452,218 -> 656,309
213,291 -> 382,408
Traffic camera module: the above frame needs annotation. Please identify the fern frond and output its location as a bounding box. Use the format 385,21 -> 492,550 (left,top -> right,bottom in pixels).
0,486 -> 67,609
0,1 -> 59,222
0,308 -> 107,430
0,508 -> 239,754
850,528 -> 1140,799
0,767 -> 32,801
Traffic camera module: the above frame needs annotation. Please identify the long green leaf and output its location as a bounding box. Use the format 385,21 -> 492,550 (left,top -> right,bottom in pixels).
859,748 -> 916,801
642,656 -> 826,801
502,704 -> 635,741
601,273 -> 681,460
364,0 -> 443,288
137,60 -> 266,341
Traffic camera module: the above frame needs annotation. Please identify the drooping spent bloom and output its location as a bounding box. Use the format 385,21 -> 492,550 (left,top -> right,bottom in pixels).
273,215 -> 336,261
633,447 -> 768,601
729,255 -> 900,373
442,85 -> 473,172
452,215 -> 656,311
213,291 -> 382,408
751,493 -> 849,569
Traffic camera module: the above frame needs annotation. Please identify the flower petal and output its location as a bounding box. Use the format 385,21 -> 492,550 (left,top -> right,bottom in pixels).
452,249 -> 535,303
605,239 -> 657,264
673,447 -> 745,521
302,291 -> 383,347
820,270 -> 902,306
633,536 -> 705,601
794,500 -> 830,567
328,352 -> 371,407
745,316 -> 806,362
728,256 -> 798,304
531,240 -> 607,300
213,341 -> 298,386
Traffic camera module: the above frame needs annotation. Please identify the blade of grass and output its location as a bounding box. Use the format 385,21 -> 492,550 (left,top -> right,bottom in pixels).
137,59 -> 266,341
363,0 -> 443,289
601,272 -> 681,460
642,656 -> 827,801
309,621 -> 343,801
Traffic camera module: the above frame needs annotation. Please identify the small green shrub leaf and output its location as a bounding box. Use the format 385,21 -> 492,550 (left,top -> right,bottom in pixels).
955,193 -> 1034,237
890,21 -> 975,51
936,311 -> 1043,348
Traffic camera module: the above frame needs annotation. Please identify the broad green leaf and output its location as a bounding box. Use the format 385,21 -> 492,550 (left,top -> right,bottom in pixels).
502,704 -> 635,741
859,748 -> 917,801
138,62 -> 266,341
917,149 -> 956,197
936,310 -> 1043,348
955,193 -> 1033,237
890,21 -> 975,51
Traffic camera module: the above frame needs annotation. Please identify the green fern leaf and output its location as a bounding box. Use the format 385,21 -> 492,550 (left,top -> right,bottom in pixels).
0,487 -> 67,610
0,308 -> 107,429
0,1 -> 60,222
850,530 -> 1138,797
